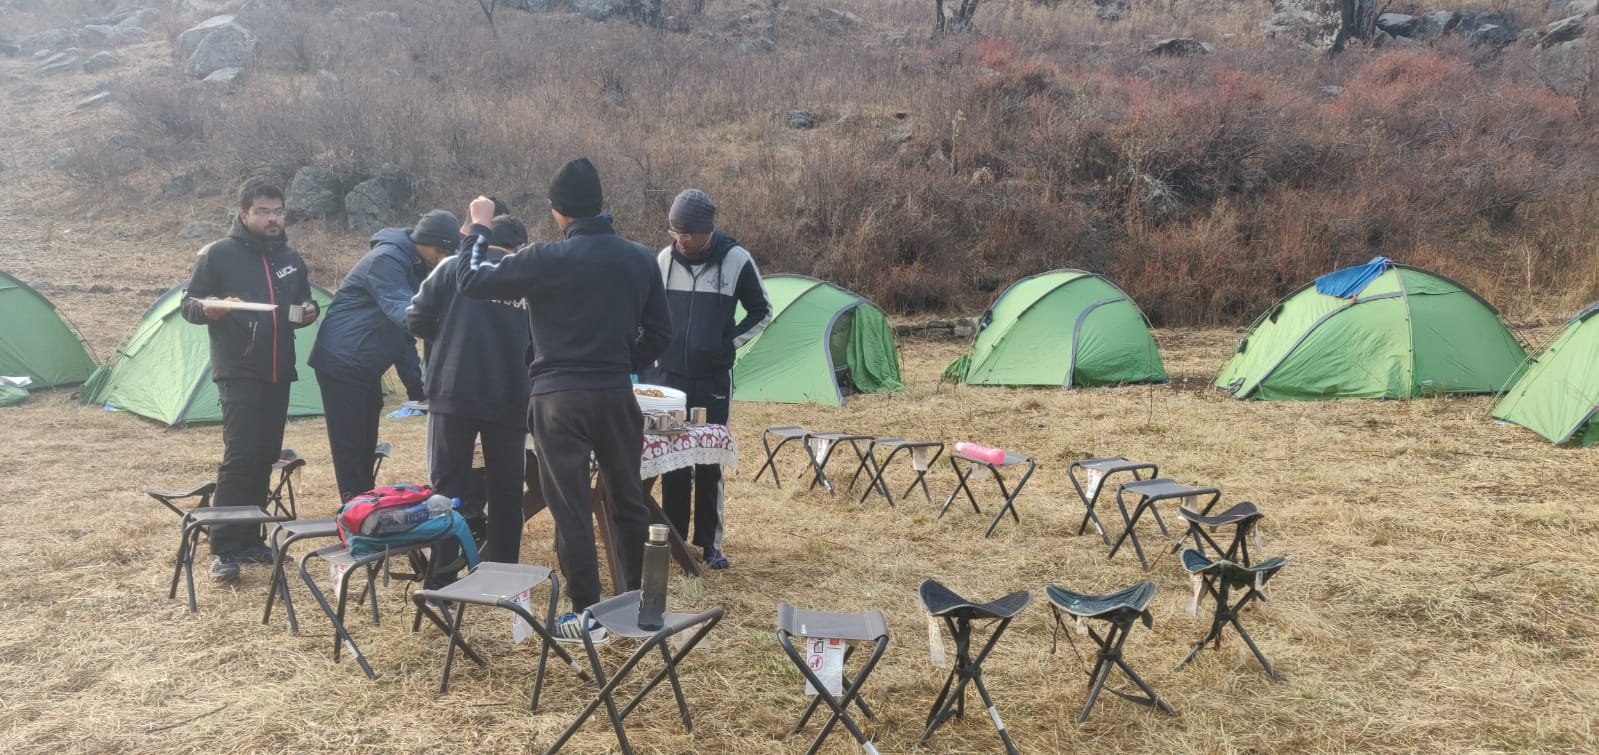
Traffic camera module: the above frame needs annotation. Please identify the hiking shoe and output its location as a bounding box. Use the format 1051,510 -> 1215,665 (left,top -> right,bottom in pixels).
703,547 -> 731,571
210,555 -> 241,583
236,544 -> 276,564
553,612 -> 609,645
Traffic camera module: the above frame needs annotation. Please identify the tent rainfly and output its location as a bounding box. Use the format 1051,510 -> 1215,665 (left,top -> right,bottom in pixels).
0,271 -> 97,388
1491,301 -> 1599,446
82,284 -> 334,425
1215,257 -> 1526,400
942,269 -> 1167,387
732,275 -> 903,405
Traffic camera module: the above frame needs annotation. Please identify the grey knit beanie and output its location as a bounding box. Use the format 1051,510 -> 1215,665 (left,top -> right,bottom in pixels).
668,189 -> 717,234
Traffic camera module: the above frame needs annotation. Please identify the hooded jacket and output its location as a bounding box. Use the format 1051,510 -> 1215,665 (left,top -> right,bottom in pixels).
309,228 -> 429,382
457,214 -> 672,395
406,239 -> 532,427
180,216 -> 313,383
654,230 -> 772,379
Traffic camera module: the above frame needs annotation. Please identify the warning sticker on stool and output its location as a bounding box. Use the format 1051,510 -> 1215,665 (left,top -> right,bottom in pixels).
511,589 -> 534,644
803,637 -> 845,697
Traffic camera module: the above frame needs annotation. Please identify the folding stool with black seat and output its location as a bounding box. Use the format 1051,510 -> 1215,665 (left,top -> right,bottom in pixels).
916,579 -> 1032,755
1175,501 -> 1264,566
1175,548 -> 1289,682
261,517 -> 341,634
411,562 -> 590,711
168,506 -> 289,613
775,603 -> 890,755
803,431 -> 875,496
940,449 -> 1036,538
545,591 -> 724,755
1045,581 -> 1177,724
753,425 -> 810,489
266,449 -> 306,519
1067,456 -> 1158,545
1109,478 -> 1219,570
144,481 -> 215,518
297,540 -> 478,680
856,438 -> 944,508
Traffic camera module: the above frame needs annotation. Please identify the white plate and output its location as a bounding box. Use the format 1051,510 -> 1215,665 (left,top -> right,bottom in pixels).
633,384 -> 686,412
201,298 -> 278,312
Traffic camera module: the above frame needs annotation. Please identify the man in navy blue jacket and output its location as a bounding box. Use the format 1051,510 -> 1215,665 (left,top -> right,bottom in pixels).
641,189 -> 771,570
310,210 -> 459,501
406,215 -> 533,572
458,158 -> 671,643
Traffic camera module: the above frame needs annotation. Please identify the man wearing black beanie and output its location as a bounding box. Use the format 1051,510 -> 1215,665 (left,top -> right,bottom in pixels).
458,159 -> 671,644
311,209 -> 460,501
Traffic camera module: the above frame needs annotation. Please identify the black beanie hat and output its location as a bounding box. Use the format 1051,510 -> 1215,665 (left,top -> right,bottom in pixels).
410,209 -> 462,251
488,215 -> 528,250
548,158 -> 604,218
668,189 -> 717,234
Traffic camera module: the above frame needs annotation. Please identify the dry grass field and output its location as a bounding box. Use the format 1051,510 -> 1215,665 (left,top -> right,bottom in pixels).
1,332 -> 1596,753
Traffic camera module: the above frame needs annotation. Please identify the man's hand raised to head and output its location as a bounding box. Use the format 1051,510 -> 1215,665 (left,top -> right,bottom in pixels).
469,196 -> 497,228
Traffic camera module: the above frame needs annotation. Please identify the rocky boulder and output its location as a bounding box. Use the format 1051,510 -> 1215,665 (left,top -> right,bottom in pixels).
782,109 -> 816,129
344,165 -> 413,234
1416,10 -> 1456,39
1261,0 -> 1341,49
82,51 -> 119,74
285,166 -> 342,221
17,28 -> 72,54
1376,13 -> 1417,37
1145,37 -> 1214,56
1539,16 -> 1586,47
177,15 -> 236,59
203,66 -> 244,91
182,17 -> 256,79
1471,23 -> 1516,47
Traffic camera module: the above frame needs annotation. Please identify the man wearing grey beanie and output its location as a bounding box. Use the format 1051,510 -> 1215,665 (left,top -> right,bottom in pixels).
311,209 -> 460,501
640,188 -> 772,570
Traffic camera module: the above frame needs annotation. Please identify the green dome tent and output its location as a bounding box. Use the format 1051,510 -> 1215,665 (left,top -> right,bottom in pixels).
0,271 -> 97,388
83,284 -> 334,425
732,275 -> 903,405
1215,258 -> 1526,400
942,269 -> 1166,387
1491,301 -> 1599,446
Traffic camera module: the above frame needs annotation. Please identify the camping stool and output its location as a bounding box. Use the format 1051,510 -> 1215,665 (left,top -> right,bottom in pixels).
371,441 -> 394,482
1108,478 -> 1220,571
144,481 -> 215,518
297,540 -> 479,680
1175,548 -> 1289,682
261,517 -> 341,634
1067,456 -> 1159,545
411,562 -> 590,712
916,579 -> 1032,755
167,505 -> 289,613
753,425 -> 811,489
1045,581 -> 1177,724
266,449 -> 306,519
775,604 -> 891,755
856,438 -> 945,508
545,591 -> 725,755
939,449 -> 1036,538
802,431 -> 875,496
1175,501 -> 1265,567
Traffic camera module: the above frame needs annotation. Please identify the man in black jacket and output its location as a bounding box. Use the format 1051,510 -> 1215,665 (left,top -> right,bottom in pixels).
458,158 -> 672,643
309,210 -> 459,501
180,180 -> 319,582
406,215 -> 532,573
641,189 -> 771,570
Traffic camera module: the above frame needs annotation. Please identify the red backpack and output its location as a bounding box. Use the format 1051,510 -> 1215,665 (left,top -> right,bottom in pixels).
336,483 -> 434,545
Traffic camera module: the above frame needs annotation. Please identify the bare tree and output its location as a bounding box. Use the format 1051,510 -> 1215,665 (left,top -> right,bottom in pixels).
934,0 -> 984,34
476,0 -> 499,35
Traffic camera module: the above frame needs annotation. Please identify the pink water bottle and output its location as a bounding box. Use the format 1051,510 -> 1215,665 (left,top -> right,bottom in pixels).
955,442 -> 1008,465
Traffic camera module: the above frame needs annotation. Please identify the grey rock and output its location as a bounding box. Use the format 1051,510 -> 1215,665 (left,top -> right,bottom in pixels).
1454,11 -> 1515,36
1520,29 -> 1541,45
161,174 -> 195,197
1372,29 -> 1394,48
110,25 -> 147,46
35,60 -> 81,78
820,8 -> 865,25
32,49 -> 53,60
202,66 -> 244,91
1319,85 -> 1344,99
344,165 -> 413,234
0,42 -> 19,58
176,1 -> 249,17
1540,16 -> 1586,47
1568,0 -> 1598,14
82,52 -> 119,74
185,20 -> 255,78
1096,0 -> 1129,21
1145,37 -> 1214,56
953,323 -> 977,338
83,9 -> 138,26
285,166 -> 342,220
75,91 -> 112,109
365,11 -> 401,23
79,25 -> 114,45
504,0 -> 558,10
176,15 -> 239,61
1376,13 -> 1417,37
782,109 -> 816,129
131,8 -> 163,27
1416,10 -> 1456,39
1471,24 -> 1515,47
1261,0 -> 1344,49
50,148 -> 78,172
179,222 -> 215,239
573,0 -> 619,21
889,132 -> 913,146
18,28 -> 72,54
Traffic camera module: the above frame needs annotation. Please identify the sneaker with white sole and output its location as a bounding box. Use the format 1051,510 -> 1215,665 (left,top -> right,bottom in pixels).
210,554 -> 241,583
553,611 -> 609,645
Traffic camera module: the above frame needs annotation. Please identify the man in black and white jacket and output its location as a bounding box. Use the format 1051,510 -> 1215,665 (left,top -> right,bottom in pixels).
641,189 -> 771,570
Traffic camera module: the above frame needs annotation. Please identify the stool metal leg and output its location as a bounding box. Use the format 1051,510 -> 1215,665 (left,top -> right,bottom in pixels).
982,461 -> 1033,539
779,634 -> 885,755
916,615 -> 1019,755
754,434 -> 799,488
904,446 -> 943,504
938,459 -> 981,518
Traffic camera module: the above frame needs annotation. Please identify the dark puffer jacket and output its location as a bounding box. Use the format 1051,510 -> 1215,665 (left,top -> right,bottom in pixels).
309,228 -> 429,382
651,230 -> 771,379
180,216 -> 314,383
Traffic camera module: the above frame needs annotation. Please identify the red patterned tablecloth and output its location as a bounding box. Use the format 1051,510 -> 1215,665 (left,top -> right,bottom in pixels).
640,424 -> 738,480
